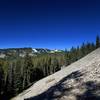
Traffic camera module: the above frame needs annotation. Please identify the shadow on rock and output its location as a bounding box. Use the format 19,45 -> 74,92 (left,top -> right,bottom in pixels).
25,70 -> 100,100
77,81 -> 100,100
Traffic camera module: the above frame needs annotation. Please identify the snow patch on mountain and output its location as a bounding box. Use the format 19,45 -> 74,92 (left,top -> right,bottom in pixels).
32,49 -> 38,53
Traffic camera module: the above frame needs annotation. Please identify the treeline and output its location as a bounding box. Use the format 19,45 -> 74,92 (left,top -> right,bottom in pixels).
0,53 -> 65,100
64,42 -> 95,65
0,35 -> 100,100
64,35 -> 100,65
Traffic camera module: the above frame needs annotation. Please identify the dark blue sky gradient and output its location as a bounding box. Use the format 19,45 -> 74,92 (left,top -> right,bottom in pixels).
0,0 -> 100,49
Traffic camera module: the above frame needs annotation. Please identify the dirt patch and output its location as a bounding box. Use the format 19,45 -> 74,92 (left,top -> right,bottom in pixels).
46,78 -> 55,84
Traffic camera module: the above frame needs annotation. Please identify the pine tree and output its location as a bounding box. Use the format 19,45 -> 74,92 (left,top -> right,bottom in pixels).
5,62 -> 15,99
23,54 -> 33,89
96,35 -> 100,48
0,63 -> 4,98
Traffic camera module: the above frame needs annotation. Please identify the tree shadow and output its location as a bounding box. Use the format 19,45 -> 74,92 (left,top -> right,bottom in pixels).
76,81 -> 100,100
25,70 -> 85,100
25,70 -> 100,100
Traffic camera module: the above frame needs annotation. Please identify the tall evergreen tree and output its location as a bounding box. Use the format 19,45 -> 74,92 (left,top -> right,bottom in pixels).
5,62 -> 15,99
0,63 -> 4,98
96,35 -> 100,48
23,54 -> 33,89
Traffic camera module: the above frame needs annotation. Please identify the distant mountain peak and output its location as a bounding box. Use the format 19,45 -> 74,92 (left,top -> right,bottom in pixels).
0,48 -> 64,58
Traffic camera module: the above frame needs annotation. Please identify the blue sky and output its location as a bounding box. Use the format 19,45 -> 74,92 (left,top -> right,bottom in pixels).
0,0 -> 100,49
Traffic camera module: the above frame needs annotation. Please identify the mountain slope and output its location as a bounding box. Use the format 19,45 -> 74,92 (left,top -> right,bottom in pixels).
0,48 -> 64,58
12,48 -> 100,100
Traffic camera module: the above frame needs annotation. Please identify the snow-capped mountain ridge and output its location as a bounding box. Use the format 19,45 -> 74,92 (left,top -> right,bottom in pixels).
0,48 -> 64,58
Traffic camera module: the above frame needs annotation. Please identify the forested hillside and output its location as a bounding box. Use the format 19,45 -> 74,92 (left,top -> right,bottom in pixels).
0,36 -> 100,100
